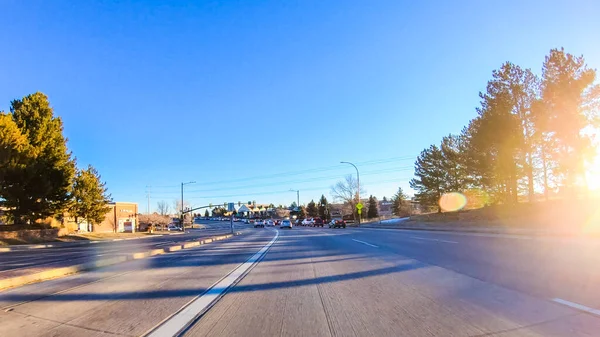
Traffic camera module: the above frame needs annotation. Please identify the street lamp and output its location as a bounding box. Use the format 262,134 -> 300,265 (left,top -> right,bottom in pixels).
289,189 -> 300,208
340,161 -> 360,225
181,181 -> 196,229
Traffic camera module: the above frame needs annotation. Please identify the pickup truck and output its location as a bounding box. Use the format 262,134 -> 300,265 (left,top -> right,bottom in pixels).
313,217 -> 324,227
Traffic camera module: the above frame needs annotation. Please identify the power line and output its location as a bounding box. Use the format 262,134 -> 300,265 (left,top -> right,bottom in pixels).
182,155 -> 416,188
183,177 -> 411,201
151,166 -> 414,196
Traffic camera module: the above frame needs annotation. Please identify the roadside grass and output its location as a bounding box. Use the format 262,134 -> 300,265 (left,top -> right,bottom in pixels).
404,199 -> 600,233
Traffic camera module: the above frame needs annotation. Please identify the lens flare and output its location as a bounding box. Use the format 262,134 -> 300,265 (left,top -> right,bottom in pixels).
439,192 -> 467,212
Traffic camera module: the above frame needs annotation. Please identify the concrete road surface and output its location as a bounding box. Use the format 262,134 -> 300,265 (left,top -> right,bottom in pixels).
0,221 -> 246,277
1,226 -> 600,336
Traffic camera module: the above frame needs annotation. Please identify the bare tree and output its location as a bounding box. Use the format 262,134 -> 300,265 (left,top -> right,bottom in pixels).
157,200 -> 170,216
139,212 -> 171,231
173,199 -> 191,214
330,175 -> 366,220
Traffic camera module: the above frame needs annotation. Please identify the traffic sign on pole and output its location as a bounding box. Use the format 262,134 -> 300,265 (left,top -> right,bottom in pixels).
356,203 -> 363,210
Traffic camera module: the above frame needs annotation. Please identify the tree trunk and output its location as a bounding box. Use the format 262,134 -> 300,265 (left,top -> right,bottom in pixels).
526,152 -> 535,202
541,146 -> 549,201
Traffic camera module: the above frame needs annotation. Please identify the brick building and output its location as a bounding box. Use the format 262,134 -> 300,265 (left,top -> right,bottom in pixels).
96,202 -> 139,233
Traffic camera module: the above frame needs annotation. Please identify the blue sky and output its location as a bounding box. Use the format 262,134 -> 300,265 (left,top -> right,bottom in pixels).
1,0 -> 599,212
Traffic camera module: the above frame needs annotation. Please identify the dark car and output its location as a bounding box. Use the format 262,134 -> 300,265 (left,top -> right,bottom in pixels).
328,219 -> 346,228
313,217 -> 324,227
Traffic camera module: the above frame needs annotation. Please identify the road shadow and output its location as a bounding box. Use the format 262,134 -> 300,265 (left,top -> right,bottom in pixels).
0,260 -> 425,302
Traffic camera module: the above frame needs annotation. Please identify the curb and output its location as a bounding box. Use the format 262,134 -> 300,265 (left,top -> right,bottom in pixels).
0,231 -> 243,292
357,225 -> 598,237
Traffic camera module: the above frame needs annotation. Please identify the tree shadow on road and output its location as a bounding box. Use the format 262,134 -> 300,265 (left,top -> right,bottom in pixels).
0,260 -> 425,303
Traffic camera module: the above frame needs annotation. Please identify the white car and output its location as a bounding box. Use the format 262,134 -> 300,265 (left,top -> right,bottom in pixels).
266,220 -> 274,227
254,220 -> 265,228
280,219 -> 292,229
302,218 -> 314,226
167,224 -> 181,231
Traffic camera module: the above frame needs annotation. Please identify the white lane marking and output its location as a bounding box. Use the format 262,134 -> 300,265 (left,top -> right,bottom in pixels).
146,230 -> 279,337
552,298 -> 600,316
351,239 -> 379,248
411,236 -> 458,244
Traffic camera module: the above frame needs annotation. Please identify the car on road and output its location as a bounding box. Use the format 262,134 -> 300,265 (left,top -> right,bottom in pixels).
167,224 -> 182,231
244,219 -> 250,224
266,220 -> 274,227
295,219 -> 302,226
328,219 -> 346,228
313,217 -> 324,227
254,220 -> 265,228
280,219 -> 292,229
302,218 -> 314,226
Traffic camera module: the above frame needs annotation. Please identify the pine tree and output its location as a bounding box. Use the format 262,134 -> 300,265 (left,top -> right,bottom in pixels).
306,200 -> 318,217
410,145 -> 446,212
70,165 -> 111,230
390,188 -> 406,216
204,209 -> 209,217
0,93 -> 75,224
367,195 -> 378,219
297,206 -> 307,218
538,48 -> 599,196
317,195 -> 329,220
465,63 -> 538,204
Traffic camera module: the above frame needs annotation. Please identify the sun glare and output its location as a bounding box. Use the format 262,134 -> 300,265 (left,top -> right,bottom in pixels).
586,152 -> 600,191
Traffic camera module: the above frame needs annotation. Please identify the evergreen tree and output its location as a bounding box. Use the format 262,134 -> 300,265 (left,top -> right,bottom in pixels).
391,187 -> 408,216
297,206 -> 306,218
317,195 -> 329,219
0,93 -> 75,224
70,165 -> 112,230
410,145 -> 446,212
537,48 -> 599,195
466,62 -> 539,203
204,209 -> 209,217
306,199 -> 318,217
367,195 -> 378,219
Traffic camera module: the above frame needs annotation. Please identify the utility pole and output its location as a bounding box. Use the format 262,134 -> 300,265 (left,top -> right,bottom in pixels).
341,161 -> 360,226
145,185 -> 151,214
289,189 -> 300,208
181,181 -> 196,230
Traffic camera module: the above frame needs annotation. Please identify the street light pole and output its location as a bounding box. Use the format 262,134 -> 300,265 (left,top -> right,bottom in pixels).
181,181 -> 196,230
289,189 -> 299,208
340,161 -> 360,226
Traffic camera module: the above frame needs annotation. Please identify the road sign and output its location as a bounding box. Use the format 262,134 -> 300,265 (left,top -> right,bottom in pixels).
356,203 -> 363,210
357,209 -> 362,215
227,203 -> 235,212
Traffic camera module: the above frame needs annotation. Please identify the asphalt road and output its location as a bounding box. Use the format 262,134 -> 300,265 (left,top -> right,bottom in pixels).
1,226 -> 599,336
0,221 -> 245,276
